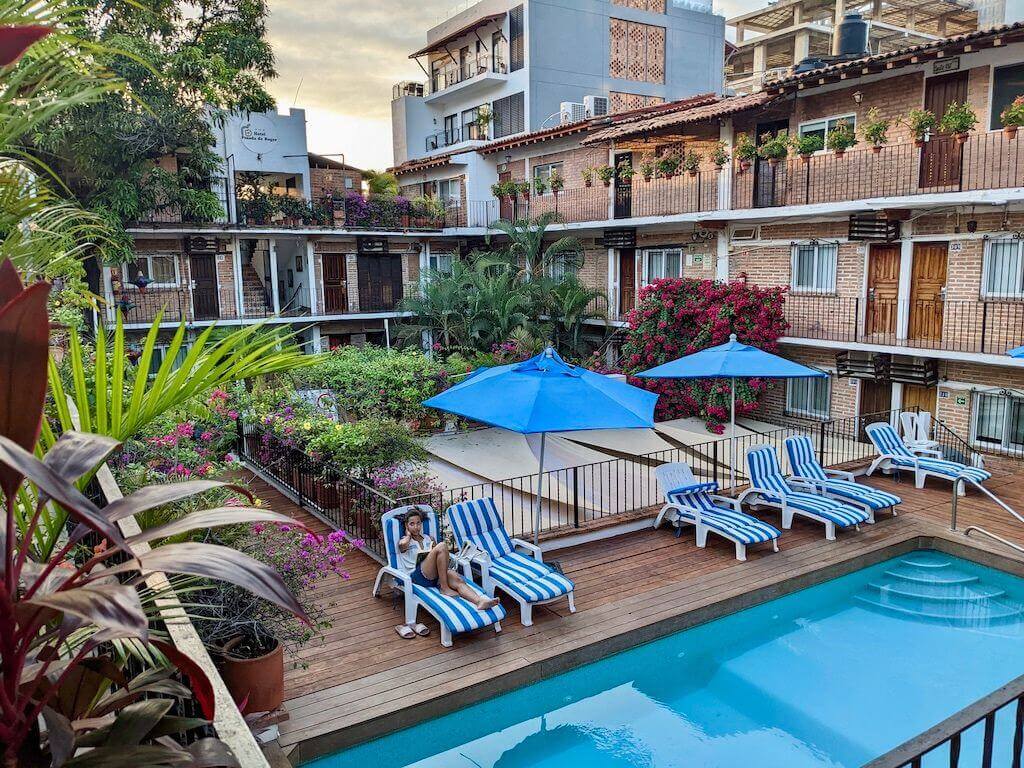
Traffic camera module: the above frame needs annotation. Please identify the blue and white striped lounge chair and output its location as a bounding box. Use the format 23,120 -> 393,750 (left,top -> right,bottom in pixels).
864,421 -> 991,493
784,435 -> 901,523
739,444 -> 870,540
446,498 -> 575,627
371,505 -> 505,648
653,462 -> 780,561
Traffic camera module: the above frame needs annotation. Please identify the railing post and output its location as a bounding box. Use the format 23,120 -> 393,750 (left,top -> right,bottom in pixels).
296,451 -> 304,508
951,478 -> 960,531
572,466 -> 580,528
818,419 -> 828,465
981,301 -> 988,354
713,440 -> 720,486
854,297 -> 860,342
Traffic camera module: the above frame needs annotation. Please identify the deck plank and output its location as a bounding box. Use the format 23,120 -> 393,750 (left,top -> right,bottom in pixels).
245,457 -> 1024,756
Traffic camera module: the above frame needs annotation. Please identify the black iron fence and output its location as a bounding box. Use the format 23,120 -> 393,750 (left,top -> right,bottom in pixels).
785,295 -> 1024,355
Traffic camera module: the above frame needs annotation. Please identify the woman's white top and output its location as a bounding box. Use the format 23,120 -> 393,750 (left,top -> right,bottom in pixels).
399,533 -> 434,571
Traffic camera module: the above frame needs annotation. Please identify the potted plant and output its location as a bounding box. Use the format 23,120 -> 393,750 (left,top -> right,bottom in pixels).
791,133 -> 823,162
940,101 -> 978,145
617,158 -> 635,184
734,133 -> 757,172
711,141 -> 729,170
474,104 -> 492,139
757,130 -> 789,166
582,167 -> 594,187
596,164 -> 616,187
656,150 -> 681,179
639,153 -> 656,182
906,108 -> 937,147
862,107 -> 890,153
515,179 -> 531,200
491,180 -> 513,201
532,174 -> 548,196
827,119 -> 857,157
549,168 -> 564,196
682,150 -> 701,177
1000,95 -> 1024,139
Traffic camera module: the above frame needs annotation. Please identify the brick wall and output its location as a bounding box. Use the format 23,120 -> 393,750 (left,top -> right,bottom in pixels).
310,166 -> 362,201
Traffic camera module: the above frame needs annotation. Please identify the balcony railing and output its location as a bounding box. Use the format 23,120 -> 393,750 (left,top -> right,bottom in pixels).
109,286 -> 312,326
783,294 -> 1024,355
430,52 -> 506,93
734,130 -> 1024,210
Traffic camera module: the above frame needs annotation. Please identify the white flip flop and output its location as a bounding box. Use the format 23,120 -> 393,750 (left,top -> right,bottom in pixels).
395,624 -> 416,639
413,623 -> 430,636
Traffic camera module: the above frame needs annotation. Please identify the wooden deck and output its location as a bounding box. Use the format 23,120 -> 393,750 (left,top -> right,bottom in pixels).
250,458 -> 1024,764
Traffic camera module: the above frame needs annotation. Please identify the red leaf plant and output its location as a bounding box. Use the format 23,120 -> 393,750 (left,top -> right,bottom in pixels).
619,278 -> 789,430
0,258 -> 311,767
0,25 -> 50,67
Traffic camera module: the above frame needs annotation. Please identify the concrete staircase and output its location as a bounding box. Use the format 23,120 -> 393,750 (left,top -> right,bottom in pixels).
241,263 -> 272,316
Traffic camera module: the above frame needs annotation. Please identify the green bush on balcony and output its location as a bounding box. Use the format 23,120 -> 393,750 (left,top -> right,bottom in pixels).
906,108 -> 937,144
940,101 -> 978,137
862,107 -> 891,148
826,119 -> 857,153
790,133 -> 824,158
757,131 -> 789,162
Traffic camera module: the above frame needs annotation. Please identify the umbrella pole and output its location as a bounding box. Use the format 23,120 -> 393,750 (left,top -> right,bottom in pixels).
534,432 -> 546,546
730,377 -> 736,495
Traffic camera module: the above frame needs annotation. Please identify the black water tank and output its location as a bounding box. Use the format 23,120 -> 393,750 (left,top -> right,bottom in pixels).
835,12 -> 869,58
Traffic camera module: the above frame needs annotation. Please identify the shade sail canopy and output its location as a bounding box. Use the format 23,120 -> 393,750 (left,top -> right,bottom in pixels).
423,348 -> 657,434
635,334 -> 827,380
409,12 -> 506,58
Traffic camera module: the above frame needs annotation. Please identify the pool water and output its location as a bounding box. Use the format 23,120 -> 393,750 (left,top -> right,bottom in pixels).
308,551 -> 1024,768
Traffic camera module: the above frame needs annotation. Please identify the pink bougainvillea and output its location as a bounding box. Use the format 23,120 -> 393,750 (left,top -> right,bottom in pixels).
619,278 -> 788,429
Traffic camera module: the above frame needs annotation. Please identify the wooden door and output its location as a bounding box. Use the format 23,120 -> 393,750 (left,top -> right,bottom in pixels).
919,72 -> 967,189
323,254 -> 347,314
859,380 -> 893,439
754,119 -> 789,208
903,384 -> 937,418
865,243 -> 901,338
908,243 -> 948,342
618,249 -> 636,317
613,152 -> 632,219
498,169 -> 513,221
357,255 -> 404,311
189,254 -> 219,320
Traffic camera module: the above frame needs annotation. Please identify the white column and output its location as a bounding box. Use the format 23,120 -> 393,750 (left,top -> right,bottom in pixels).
794,30 -> 811,62
896,221 -> 914,342
752,44 -> 767,89
306,240 -> 317,315
103,266 -> 116,325
232,237 -> 244,317
384,318 -> 391,349
607,248 -> 618,318
421,241 -> 430,285
309,325 -> 322,354
719,118 -> 734,211
890,382 -> 904,425
716,231 -> 730,283
269,238 -> 281,316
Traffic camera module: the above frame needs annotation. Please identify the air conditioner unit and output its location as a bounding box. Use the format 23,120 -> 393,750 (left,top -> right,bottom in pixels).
560,101 -> 586,125
730,226 -> 759,242
584,95 -> 609,118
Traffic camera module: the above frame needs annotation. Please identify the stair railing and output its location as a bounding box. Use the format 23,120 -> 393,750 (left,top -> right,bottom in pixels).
950,476 -> 1024,558
964,525 -> 1024,555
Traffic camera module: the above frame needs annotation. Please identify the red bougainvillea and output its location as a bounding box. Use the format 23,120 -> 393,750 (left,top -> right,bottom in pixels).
619,278 -> 789,430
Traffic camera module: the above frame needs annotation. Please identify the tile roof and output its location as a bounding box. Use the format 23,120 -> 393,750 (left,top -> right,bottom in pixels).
583,92 -> 775,144
390,153 -> 455,176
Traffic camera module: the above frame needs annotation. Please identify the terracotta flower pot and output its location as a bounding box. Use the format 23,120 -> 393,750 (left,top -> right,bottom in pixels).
914,139 -> 926,148
767,158 -> 779,167
739,160 -> 751,173
664,171 -> 676,180
834,149 -> 846,158
800,154 -> 812,164
1005,126 -> 1019,139
643,173 -> 652,182
584,179 -> 593,188
602,180 -> 611,187
954,133 -> 968,146
687,169 -> 698,178
219,641 -> 283,714
871,145 -> 883,154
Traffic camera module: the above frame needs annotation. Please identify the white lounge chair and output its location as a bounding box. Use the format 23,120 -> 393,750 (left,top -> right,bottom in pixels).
899,410 -> 940,454
372,505 -> 505,647
784,435 -> 901,523
740,444 -> 869,540
865,421 -> 991,492
653,462 -> 780,561
446,497 -> 575,627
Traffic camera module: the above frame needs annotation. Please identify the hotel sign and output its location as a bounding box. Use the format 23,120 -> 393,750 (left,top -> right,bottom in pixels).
933,57 -> 960,75
602,228 -> 637,249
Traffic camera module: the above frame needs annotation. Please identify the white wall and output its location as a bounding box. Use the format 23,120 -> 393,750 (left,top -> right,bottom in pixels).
212,108 -> 312,202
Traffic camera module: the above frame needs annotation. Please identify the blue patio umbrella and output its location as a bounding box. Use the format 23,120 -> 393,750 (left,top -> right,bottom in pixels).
424,347 -> 658,543
1009,345 -> 1024,357
636,334 -> 826,492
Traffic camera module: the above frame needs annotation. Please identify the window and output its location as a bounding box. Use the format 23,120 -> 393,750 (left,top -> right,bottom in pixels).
983,238 -> 1024,298
786,376 -> 831,419
443,114 -> 459,145
133,253 -> 179,287
436,178 -> 461,207
799,114 -> 856,151
509,5 -> 524,72
974,392 -> 1024,451
532,162 -> 563,193
991,64 -> 1024,131
492,92 -> 524,138
791,243 -> 837,293
644,248 -> 683,282
462,105 -> 485,141
148,345 -> 190,378
428,250 -> 454,275
546,256 -> 579,281
344,176 -> 354,189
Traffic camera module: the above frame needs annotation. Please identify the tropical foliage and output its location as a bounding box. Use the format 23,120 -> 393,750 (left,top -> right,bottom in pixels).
619,278 -> 789,431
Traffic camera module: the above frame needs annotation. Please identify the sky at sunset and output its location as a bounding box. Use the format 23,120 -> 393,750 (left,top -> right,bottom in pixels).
264,0 -> 751,172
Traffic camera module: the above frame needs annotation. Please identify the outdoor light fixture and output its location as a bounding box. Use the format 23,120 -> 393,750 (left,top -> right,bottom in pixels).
853,90 -> 863,104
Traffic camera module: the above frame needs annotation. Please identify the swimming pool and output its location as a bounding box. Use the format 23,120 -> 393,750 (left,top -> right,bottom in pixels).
308,550 -> 1024,768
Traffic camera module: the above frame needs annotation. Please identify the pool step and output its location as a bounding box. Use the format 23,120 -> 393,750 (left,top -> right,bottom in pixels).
856,555 -> 1024,626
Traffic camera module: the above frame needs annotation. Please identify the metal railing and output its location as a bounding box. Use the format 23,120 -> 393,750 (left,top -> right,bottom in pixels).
430,52 -> 506,93
864,673 -> 1024,768
734,130 -> 1024,210
107,286 -> 312,326
784,295 -> 1024,355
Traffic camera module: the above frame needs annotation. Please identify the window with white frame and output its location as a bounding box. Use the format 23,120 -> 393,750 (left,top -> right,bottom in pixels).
974,392 -> 1024,451
132,253 -> 179,287
643,248 -> 683,282
148,344 -> 190,378
786,376 -> 831,419
982,238 -> 1024,298
532,162 -> 564,194
791,242 -> 837,293
427,250 -> 454,275
799,114 -> 856,151
436,178 -> 461,208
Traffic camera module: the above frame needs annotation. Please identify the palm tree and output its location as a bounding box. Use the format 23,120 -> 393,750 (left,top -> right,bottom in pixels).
397,261 -> 471,350
362,169 -> 399,196
546,276 -> 608,357
483,212 -> 585,282
463,264 -> 533,350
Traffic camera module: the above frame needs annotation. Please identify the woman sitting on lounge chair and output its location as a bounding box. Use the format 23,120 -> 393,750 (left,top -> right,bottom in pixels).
399,508 -> 500,611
